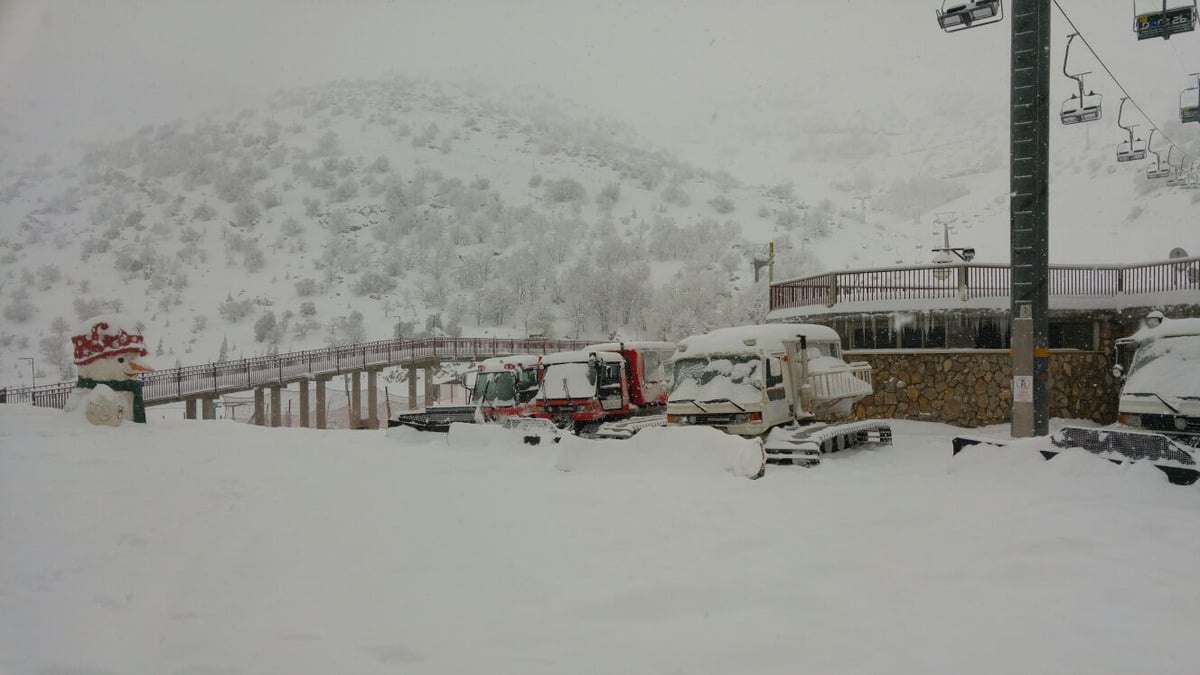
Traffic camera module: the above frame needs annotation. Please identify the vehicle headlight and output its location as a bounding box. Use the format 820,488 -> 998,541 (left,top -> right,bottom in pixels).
1119,413 -> 1142,428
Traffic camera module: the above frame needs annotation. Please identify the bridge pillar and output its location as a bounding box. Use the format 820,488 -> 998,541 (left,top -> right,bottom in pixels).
424,365 -> 436,407
299,379 -> 310,428
348,371 -> 361,429
407,366 -> 418,410
367,369 -> 380,429
254,387 -> 266,426
185,398 -> 197,420
316,376 -> 329,429
270,386 -> 282,427
202,397 -> 217,420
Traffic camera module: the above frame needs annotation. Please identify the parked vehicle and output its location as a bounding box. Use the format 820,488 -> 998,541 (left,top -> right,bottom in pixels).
954,311 -> 1200,485
527,342 -> 675,436
664,324 -> 891,469
1051,311 -> 1200,482
388,354 -> 542,431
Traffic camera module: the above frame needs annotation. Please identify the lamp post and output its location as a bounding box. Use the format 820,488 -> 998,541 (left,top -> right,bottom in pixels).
18,357 -> 35,389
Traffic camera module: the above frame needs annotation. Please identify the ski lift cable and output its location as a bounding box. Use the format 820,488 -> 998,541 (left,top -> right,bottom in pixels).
1052,0 -> 1184,151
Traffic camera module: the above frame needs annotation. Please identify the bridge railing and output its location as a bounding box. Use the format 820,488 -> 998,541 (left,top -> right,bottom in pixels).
770,256 -> 1200,312
0,336 -> 591,410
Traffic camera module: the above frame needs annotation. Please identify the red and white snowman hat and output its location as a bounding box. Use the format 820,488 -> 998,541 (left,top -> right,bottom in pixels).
71,315 -> 149,366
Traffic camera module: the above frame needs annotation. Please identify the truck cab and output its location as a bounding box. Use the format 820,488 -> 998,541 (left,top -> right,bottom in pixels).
1112,313 -> 1200,444
665,324 -> 873,437
470,354 -> 543,421
529,350 -> 630,430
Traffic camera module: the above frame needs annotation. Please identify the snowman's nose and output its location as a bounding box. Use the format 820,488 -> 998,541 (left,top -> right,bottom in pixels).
127,361 -> 153,373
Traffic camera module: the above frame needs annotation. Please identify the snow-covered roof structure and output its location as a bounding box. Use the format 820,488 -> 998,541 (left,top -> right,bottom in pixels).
675,324 -> 841,358
540,350 -> 627,366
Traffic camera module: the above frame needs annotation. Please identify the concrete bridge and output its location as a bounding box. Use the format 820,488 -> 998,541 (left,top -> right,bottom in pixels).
0,336 -> 589,429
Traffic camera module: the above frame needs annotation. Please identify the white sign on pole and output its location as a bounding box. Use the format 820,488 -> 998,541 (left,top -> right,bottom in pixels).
1013,376 -> 1034,403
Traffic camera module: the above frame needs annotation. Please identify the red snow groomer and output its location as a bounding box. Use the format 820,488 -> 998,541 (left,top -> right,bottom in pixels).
527,342 -> 675,437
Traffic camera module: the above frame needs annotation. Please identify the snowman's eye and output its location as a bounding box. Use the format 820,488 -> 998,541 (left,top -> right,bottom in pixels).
118,357 -> 126,363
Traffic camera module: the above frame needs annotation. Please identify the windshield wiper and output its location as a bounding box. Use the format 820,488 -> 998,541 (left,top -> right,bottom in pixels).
1124,392 -> 1180,414
701,397 -> 747,413
669,398 -> 709,412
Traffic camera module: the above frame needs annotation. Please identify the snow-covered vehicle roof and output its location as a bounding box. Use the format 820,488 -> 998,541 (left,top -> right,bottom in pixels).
1123,321 -> 1200,404
476,354 -> 541,373
675,324 -> 841,358
540,350 -> 627,366
583,341 -> 676,354
1130,316 -> 1200,342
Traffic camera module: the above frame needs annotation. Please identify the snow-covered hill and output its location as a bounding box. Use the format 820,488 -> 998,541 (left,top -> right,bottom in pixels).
0,69 -> 1196,389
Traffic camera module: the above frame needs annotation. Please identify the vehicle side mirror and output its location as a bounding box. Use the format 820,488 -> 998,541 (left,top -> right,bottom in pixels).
1110,364 -> 1125,380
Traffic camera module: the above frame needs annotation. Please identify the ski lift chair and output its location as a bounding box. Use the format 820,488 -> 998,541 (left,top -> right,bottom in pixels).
1181,75 -> 1200,123
1117,139 -> 1148,162
1147,164 -> 1172,179
1060,35 -> 1102,125
1146,130 -> 1171,179
1115,97 -> 1147,163
1061,93 -> 1103,124
937,0 -> 1003,32
1133,0 -> 1198,40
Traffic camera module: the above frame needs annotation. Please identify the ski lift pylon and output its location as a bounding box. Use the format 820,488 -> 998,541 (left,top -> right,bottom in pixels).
1115,98 -> 1148,163
1146,131 -> 1171,179
1181,73 -> 1200,124
1133,0 -> 1198,40
937,0 -> 1004,32
1060,34 -> 1103,125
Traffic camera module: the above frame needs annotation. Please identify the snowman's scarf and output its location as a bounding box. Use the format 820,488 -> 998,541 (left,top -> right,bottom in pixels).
76,377 -> 146,423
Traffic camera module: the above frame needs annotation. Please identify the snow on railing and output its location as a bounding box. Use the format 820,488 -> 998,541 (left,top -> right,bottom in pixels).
808,362 -> 874,402
771,257 -> 1200,312
0,336 -> 590,410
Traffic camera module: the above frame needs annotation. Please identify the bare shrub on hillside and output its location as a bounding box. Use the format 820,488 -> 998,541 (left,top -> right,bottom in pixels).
708,195 -> 735,214
330,177 -> 360,202
295,278 -> 319,297
596,182 -> 620,210
351,271 -> 398,296
544,178 -> 586,203
661,183 -> 691,207
218,294 -> 254,323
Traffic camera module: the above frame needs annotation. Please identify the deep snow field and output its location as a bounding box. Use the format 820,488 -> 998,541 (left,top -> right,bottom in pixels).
3,405 -> 1200,675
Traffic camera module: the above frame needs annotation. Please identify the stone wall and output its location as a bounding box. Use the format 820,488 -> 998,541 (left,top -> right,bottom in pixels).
846,350 -> 1117,428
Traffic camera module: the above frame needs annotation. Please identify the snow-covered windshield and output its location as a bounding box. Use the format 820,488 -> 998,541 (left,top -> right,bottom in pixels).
1126,336 -> 1200,400
474,372 -> 517,405
669,356 -> 764,405
540,362 -> 596,399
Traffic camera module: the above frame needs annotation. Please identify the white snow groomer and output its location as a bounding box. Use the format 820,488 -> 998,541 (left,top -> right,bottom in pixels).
664,324 -> 891,471
1051,312 -> 1200,484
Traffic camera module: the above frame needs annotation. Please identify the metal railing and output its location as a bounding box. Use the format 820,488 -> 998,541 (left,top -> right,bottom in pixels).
0,336 -> 590,410
770,256 -> 1200,312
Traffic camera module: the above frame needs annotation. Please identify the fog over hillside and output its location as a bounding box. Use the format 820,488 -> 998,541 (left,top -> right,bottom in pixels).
0,0 -> 1197,389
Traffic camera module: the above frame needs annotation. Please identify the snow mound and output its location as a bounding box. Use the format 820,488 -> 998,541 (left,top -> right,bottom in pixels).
554,426 -> 763,478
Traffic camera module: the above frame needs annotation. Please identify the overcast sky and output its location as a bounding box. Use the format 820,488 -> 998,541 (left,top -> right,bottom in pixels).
1,0 -> 1197,163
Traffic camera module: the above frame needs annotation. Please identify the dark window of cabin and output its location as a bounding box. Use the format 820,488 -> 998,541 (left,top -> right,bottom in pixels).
1049,321 -> 1093,350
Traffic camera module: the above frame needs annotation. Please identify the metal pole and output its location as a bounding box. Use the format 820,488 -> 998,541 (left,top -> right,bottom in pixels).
1010,0 -> 1052,437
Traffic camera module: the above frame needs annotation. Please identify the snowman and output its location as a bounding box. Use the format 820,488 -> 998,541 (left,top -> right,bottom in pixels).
64,315 -> 153,426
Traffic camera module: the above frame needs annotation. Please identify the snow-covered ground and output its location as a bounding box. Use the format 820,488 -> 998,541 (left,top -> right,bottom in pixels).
3,406 -> 1199,675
